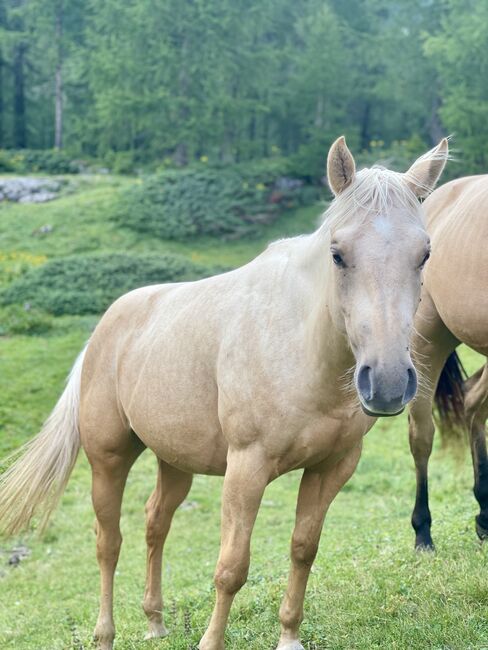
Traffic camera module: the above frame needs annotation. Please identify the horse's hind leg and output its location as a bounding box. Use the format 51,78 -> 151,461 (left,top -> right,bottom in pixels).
83,420 -> 144,650
143,458 -> 193,639
464,362 -> 488,539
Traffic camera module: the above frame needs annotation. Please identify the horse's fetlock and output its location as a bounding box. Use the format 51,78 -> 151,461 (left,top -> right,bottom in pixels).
411,507 -> 431,532
279,602 -> 303,630
142,596 -> 162,617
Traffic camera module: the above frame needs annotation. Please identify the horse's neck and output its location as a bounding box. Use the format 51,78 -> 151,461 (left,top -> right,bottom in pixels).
290,229 -> 355,389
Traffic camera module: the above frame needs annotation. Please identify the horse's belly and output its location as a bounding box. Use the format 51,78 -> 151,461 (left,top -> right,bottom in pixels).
131,416 -> 228,475
124,366 -> 228,474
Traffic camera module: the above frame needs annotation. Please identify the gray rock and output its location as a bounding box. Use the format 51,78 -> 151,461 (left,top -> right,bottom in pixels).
0,177 -> 63,203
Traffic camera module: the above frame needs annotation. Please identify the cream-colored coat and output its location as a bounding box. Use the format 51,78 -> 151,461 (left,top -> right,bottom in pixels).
0,137 -> 448,650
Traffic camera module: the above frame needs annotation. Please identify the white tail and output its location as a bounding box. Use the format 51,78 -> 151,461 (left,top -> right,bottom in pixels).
0,346 -> 87,536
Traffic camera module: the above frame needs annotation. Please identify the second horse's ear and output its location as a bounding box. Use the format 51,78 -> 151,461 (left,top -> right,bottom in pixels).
327,136 -> 356,196
404,138 -> 449,199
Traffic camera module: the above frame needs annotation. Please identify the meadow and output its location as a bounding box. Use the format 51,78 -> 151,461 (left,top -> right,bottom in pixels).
0,175 -> 487,650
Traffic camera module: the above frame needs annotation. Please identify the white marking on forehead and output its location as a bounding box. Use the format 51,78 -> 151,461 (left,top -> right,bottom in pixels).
373,215 -> 393,236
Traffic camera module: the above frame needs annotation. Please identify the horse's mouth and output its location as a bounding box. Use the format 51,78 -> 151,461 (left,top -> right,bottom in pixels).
360,404 -> 405,418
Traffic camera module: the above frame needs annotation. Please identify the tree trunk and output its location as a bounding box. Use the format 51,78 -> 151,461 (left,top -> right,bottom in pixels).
13,43 -> 27,148
54,3 -> 64,149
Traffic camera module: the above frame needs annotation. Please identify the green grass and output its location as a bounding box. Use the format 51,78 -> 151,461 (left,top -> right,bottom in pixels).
1,177 -> 488,649
0,174 -> 322,270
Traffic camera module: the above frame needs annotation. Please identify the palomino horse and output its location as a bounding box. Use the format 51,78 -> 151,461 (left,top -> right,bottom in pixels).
0,137 -> 448,650
409,174 -> 488,550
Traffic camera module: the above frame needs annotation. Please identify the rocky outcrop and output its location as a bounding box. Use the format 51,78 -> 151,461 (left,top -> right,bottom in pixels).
0,177 -> 64,203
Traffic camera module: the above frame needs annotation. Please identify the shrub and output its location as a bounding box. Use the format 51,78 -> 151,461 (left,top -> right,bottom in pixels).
104,151 -> 136,174
1,253 -> 220,316
0,252 -> 48,288
112,161 -> 320,241
0,304 -> 53,336
0,150 -> 16,172
0,149 -> 81,174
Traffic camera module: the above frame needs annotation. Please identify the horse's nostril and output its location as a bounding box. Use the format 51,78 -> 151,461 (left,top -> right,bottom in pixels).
357,365 -> 373,402
403,367 -> 418,404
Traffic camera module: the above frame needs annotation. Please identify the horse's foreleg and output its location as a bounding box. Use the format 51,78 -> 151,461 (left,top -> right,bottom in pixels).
276,444 -> 362,650
199,446 -> 271,650
143,458 -> 193,639
90,450 -> 139,650
465,363 -> 488,539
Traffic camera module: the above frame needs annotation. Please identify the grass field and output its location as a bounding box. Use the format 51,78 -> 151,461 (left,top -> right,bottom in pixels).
1,178 -> 487,649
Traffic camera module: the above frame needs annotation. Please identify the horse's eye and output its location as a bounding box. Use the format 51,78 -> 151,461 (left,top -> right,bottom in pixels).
420,251 -> 431,268
332,252 -> 345,267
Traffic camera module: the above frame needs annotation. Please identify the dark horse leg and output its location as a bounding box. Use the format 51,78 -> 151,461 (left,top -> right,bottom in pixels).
464,363 -> 488,539
409,294 -> 457,550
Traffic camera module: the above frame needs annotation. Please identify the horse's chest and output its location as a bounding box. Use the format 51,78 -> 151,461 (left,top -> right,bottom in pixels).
221,392 -> 371,473
277,410 -> 370,472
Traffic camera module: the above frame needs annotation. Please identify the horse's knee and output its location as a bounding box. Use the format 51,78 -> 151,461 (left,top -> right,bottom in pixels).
96,529 -> 122,566
214,558 -> 249,595
291,532 -> 318,567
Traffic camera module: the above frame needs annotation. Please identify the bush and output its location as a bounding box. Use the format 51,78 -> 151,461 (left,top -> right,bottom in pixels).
0,304 -> 53,336
104,151 -> 136,174
112,161 -> 320,241
0,252 -> 47,288
1,252 -> 220,316
0,150 -> 16,172
0,149 -> 81,174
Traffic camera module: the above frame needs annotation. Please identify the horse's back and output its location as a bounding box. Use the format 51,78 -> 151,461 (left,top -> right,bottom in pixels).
423,174 -> 488,352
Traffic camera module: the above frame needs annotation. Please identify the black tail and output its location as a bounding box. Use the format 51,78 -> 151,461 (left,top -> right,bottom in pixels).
434,351 -> 468,446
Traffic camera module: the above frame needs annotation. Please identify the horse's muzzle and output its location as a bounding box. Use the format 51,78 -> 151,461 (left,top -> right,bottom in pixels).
356,364 -> 417,417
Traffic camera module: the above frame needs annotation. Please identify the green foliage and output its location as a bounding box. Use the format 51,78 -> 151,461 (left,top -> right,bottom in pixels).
1,253 -> 219,316
104,151 -> 136,175
424,1 -> 488,173
355,136 -> 430,172
113,162 -> 320,241
0,151 -> 16,172
0,149 -> 81,174
3,0 -> 482,177
0,304 -> 53,336
0,252 -> 48,288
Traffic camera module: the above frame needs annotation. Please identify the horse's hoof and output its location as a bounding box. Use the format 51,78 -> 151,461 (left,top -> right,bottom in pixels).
415,541 -> 435,552
276,642 -> 305,650
475,516 -> 488,541
144,622 -> 169,640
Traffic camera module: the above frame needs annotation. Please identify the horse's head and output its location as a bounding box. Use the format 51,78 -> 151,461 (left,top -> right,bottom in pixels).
326,136 -> 448,416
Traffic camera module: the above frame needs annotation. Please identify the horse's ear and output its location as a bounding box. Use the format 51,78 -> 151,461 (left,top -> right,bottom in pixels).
404,138 -> 449,199
327,136 -> 356,196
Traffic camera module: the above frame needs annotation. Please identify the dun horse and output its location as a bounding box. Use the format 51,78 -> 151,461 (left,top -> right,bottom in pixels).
0,137 -> 448,650
409,174 -> 488,550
